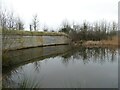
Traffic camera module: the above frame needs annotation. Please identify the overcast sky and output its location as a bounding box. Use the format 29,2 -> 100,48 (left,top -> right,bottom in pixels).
1,0 -> 119,30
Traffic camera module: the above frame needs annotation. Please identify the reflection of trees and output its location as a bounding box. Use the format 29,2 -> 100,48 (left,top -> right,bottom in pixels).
61,47 -> 118,65
33,61 -> 41,73
61,50 -> 76,66
108,48 -> 118,62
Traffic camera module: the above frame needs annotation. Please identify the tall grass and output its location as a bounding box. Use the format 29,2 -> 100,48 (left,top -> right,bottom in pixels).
3,72 -> 41,88
19,76 -> 40,88
101,35 -> 118,46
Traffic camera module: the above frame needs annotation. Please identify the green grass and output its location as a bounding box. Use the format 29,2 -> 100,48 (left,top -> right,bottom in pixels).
2,29 -> 69,37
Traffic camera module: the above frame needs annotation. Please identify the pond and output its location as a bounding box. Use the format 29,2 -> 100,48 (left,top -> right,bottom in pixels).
2,45 -> 119,88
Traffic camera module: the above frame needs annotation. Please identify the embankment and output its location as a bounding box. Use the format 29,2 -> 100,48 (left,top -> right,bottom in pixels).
2,30 -> 71,51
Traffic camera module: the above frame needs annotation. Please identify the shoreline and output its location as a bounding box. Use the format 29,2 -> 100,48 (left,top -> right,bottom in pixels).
72,36 -> 120,48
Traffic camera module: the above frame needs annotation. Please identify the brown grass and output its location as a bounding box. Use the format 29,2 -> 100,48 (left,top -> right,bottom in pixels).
82,35 -> 120,47
101,36 -> 119,46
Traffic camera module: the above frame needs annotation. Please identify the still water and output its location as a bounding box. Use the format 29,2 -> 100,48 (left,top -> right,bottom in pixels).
3,45 -> 118,88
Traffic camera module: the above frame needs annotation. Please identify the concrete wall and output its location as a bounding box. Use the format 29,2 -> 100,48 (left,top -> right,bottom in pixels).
2,34 -> 70,50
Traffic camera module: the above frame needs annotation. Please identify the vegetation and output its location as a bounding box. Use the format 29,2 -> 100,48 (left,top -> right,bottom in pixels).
0,9 -> 69,37
30,14 -> 39,31
19,75 -> 40,88
0,8 -> 118,42
0,10 -> 24,31
3,73 -> 41,88
59,20 -> 118,42
0,7 -> 119,55
2,29 -> 69,36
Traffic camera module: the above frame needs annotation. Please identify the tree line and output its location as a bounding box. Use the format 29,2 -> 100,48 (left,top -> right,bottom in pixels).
0,9 -> 118,41
0,9 -> 41,31
59,20 -> 118,41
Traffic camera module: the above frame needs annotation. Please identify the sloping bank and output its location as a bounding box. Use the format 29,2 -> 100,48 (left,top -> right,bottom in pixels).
2,30 -> 71,51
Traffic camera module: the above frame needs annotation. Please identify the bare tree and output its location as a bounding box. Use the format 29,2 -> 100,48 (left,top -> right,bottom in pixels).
29,24 -> 32,31
43,24 -> 48,32
1,9 -> 24,54
59,19 -> 71,34
6,12 -> 16,30
0,9 -> 8,30
32,14 -> 39,31
0,8 -> 2,29
15,17 -> 24,30
62,19 -> 69,28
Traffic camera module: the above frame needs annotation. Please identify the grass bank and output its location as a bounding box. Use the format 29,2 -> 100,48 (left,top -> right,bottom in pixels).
73,35 -> 119,47
84,36 -> 119,47
2,29 -> 69,37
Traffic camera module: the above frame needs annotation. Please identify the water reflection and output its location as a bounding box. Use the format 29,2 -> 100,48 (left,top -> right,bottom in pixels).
61,47 -> 118,65
2,46 -> 118,88
3,62 -> 44,88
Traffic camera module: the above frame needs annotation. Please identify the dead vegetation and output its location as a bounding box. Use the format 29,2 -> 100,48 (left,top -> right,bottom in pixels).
82,36 -> 119,47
